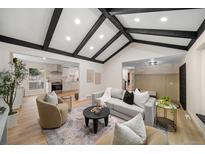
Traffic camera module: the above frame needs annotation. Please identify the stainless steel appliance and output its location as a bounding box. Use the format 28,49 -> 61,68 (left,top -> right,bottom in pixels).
51,82 -> 62,92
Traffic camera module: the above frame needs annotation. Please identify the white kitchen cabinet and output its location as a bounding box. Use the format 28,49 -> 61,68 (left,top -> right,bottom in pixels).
45,82 -> 51,93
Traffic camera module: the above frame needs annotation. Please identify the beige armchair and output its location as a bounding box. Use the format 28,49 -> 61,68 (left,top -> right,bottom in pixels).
96,126 -> 167,145
36,95 -> 68,129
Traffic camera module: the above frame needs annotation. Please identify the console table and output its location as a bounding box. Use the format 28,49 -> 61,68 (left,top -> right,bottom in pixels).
0,100 -> 9,145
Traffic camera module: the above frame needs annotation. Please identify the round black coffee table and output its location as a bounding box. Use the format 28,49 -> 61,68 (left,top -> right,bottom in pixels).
83,106 -> 110,134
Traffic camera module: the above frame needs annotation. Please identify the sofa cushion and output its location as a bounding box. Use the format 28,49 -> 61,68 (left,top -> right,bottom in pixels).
105,98 -> 124,109
113,101 -> 144,117
111,88 -> 124,100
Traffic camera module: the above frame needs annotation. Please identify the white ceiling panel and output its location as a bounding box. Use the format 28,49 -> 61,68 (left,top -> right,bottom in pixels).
131,33 -> 191,46
78,19 -> 119,58
49,8 -> 101,53
0,8 -> 53,45
116,9 -> 205,31
96,35 -> 129,61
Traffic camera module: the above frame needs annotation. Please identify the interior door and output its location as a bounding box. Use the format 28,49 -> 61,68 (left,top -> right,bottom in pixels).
179,63 -> 186,110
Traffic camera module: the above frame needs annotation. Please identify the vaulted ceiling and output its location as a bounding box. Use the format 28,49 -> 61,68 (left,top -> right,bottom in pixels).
0,8 -> 205,64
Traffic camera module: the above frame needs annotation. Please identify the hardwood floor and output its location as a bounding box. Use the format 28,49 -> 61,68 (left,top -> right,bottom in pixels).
8,94 -> 205,145
157,108 -> 205,144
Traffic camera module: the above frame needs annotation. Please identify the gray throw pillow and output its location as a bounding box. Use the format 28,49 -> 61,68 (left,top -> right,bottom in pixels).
113,123 -> 143,145
113,114 -> 146,145
123,113 -> 147,142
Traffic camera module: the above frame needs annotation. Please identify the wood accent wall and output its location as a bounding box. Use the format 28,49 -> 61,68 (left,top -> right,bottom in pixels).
134,73 -> 179,102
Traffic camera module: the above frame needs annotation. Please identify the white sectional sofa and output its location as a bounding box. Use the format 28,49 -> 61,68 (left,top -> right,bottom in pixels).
92,88 -> 156,126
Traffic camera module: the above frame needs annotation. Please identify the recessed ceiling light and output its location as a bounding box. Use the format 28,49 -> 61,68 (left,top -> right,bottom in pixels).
160,17 -> 168,22
134,17 -> 140,22
42,57 -> 46,60
65,36 -> 71,41
99,34 -> 104,39
89,46 -> 94,50
148,59 -> 158,66
127,66 -> 135,69
74,18 -> 81,25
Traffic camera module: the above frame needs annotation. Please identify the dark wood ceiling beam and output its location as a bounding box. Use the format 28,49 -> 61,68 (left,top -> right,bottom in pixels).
0,35 -> 43,50
187,19 -> 205,50
92,31 -> 122,60
0,35 -> 103,64
99,8 -> 133,42
48,48 -> 103,63
133,39 -> 187,50
72,14 -> 106,56
103,41 -> 131,63
43,8 -> 63,50
126,28 -> 197,39
108,8 -> 197,15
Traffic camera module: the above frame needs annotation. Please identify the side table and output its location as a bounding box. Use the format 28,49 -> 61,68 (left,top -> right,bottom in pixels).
61,96 -> 72,112
156,101 -> 177,132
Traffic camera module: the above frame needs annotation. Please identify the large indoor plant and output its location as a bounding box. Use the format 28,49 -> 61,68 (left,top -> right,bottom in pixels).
0,58 -> 27,128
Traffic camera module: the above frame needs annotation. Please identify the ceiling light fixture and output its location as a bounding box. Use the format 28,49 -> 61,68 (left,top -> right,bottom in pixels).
134,17 -> 140,22
66,36 -> 71,41
99,34 -> 104,39
148,60 -> 158,66
127,66 -> 135,69
147,59 -> 158,66
74,18 -> 81,25
42,57 -> 46,60
89,46 -> 94,50
160,17 -> 168,22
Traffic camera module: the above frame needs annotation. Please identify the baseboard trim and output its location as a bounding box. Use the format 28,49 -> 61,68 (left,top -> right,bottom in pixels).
187,109 -> 205,138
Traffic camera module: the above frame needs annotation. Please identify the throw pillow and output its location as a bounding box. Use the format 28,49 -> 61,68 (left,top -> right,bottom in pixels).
44,91 -> 58,105
111,88 -> 124,100
51,91 -> 57,98
134,91 -> 149,109
135,88 -> 141,94
113,123 -> 143,145
112,114 -> 146,145
123,113 -> 146,142
123,90 -> 134,105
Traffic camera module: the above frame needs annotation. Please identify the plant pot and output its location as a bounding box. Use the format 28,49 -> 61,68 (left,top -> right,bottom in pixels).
75,93 -> 79,100
7,112 -> 18,128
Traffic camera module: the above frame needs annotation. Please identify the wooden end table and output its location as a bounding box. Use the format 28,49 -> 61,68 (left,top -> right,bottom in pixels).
156,101 -> 177,132
83,106 -> 110,134
61,96 -> 72,112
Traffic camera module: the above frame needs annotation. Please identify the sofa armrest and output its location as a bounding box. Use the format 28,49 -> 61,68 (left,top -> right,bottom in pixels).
144,97 -> 156,126
91,91 -> 104,105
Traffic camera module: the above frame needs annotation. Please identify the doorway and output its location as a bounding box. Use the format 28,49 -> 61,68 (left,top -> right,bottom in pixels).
179,63 -> 186,110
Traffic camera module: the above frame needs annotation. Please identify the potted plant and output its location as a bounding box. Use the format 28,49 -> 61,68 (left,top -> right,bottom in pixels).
159,96 -> 171,106
0,58 -> 27,128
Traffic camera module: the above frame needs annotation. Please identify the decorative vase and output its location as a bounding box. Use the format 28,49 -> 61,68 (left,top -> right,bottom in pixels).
7,112 -> 18,128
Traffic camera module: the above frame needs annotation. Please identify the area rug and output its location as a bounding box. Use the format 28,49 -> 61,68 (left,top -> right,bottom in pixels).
43,104 -> 123,145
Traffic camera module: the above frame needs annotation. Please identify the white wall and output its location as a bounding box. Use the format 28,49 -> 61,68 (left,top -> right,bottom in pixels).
103,42 -> 186,89
185,31 -> 205,135
0,42 -> 105,99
